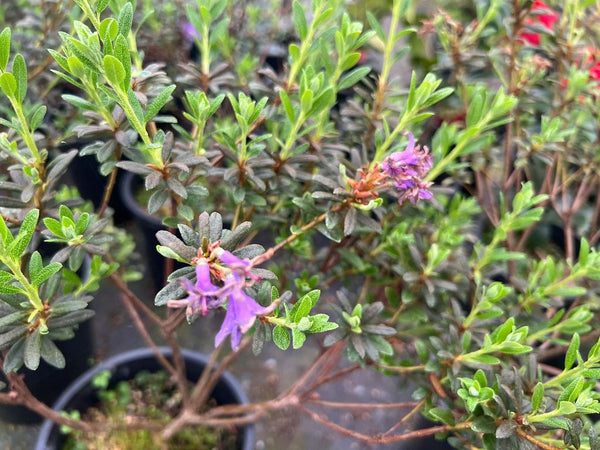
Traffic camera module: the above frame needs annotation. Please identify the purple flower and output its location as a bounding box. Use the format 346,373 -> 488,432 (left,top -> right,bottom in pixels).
214,251 -> 274,350
169,251 -> 275,351
214,272 -> 276,350
168,263 -> 223,320
381,132 -> 433,204
180,21 -> 200,42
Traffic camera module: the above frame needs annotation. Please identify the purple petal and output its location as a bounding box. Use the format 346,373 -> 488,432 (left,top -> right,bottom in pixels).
195,263 -> 219,292
406,132 -> 415,153
214,287 -> 275,350
180,21 -> 200,41
219,250 -> 250,267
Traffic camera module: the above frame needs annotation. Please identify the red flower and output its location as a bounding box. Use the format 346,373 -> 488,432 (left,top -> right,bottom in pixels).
584,48 -> 600,81
520,1 -> 559,46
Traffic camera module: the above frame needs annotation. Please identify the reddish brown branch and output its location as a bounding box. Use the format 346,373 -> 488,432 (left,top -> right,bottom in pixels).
298,403 -> 471,444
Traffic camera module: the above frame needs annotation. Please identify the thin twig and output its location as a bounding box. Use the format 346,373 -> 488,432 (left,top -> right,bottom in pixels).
515,427 -> 563,450
306,399 -> 419,410
116,282 -> 177,378
298,404 -> 471,444
109,273 -> 164,327
382,398 -> 426,437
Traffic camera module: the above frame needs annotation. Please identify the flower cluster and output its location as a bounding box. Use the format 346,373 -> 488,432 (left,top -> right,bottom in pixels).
381,133 -> 433,204
168,250 -> 276,350
519,0 -> 559,46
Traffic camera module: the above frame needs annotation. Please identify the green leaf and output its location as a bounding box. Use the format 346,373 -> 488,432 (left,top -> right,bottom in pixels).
43,217 -> 66,238
117,2 -> 133,37
28,251 -> 43,277
50,300 -> 88,316
369,334 -> 393,355
144,84 -> 176,123
292,328 -> 306,349
8,209 -> 39,260
99,17 -> 119,42
498,342 -> 532,354
156,245 -> 188,264
492,317 -> 514,344
273,325 -> 290,350
0,28 -> 11,71
46,309 -> 95,328
31,262 -> 62,286
12,53 -> 27,102
0,326 -> 26,350
429,407 -> 455,426
337,66 -> 371,91
3,337 -> 24,372
24,328 -> 42,370
289,43 -> 300,62
290,295 -> 312,322
40,338 -> 65,369
96,0 -> 110,14
531,382 -> 544,414
558,401 -> 577,415
467,354 -> 502,365
564,333 -> 580,371
279,90 -> 295,123
103,54 -> 125,88
0,310 -> 27,328
540,417 -> 569,430
30,105 -> 46,131
114,34 -> 131,90
0,215 -> 13,246
127,87 -> 144,123
292,0 -> 308,41
343,208 -> 357,236
366,12 -> 385,41
0,72 -> 17,98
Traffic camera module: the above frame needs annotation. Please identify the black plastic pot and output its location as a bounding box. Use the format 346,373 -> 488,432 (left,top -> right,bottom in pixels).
0,319 -> 94,424
119,171 -> 171,291
35,347 -> 254,450
62,144 -> 131,224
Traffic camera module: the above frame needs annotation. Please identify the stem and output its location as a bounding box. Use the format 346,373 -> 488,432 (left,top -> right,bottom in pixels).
2,257 -> 43,311
201,22 -> 211,77
515,428 -> 563,450
298,404 -> 471,444
97,163 -> 120,218
280,110 -> 306,160
286,2 -> 328,90
306,399 -> 420,410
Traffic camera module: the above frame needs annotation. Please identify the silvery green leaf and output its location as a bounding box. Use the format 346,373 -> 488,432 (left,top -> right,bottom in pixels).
220,221 -> 251,249
178,224 -> 199,247
24,329 -> 42,370
167,266 -> 195,282
252,323 -> 266,355
147,189 -> 168,215
47,310 -> 94,328
232,244 -> 264,259
116,161 -> 153,174
208,212 -> 223,242
495,420 -> 517,439
40,338 -> 65,369
3,337 -> 24,372
155,280 -> 185,306
250,268 -> 277,280
0,310 -> 27,328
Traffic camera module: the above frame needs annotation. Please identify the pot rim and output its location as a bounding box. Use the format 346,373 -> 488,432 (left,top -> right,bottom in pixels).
35,346 -> 254,450
119,171 -> 163,227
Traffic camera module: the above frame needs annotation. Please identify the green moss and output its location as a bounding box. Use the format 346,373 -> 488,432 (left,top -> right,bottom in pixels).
63,370 -> 238,450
